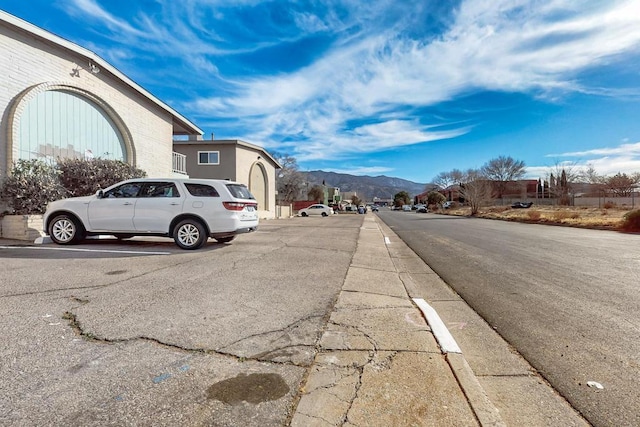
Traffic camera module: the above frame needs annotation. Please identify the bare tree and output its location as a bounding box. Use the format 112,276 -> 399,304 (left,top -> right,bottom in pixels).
307,185 -> 324,202
579,163 -> 606,196
274,153 -> 304,202
458,169 -> 492,215
546,162 -> 580,205
581,164 -> 605,185
606,172 -> 636,197
481,156 -> 526,199
432,169 -> 463,190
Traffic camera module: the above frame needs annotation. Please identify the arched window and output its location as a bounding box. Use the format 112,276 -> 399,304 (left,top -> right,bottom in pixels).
17,90 -> 125,162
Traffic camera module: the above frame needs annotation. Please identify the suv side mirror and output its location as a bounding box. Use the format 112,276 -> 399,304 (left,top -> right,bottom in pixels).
96,189 -> 104,199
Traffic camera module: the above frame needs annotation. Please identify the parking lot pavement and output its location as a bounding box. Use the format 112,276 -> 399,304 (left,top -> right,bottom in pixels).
0,214 -> 586,426
0,216 -> 360,426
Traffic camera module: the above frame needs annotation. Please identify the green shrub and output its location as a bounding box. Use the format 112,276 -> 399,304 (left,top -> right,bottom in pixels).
0,159 -> 67,214
426,191 -> 446,207
621,209 -> 640,232
57,158 -> 146,197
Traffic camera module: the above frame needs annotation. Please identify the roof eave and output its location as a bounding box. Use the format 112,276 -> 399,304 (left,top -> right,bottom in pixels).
0,10 -> 203,136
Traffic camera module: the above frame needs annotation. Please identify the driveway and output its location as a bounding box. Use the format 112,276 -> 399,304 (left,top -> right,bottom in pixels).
0,215 -> 361,426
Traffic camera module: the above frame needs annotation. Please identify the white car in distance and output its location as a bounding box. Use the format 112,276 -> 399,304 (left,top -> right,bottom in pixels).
43,178 -> 259,250
299,204 -> 333,217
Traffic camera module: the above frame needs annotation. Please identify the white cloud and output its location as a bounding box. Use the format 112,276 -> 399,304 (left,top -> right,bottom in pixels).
186,1 -> 640,161
547,142 -> 640,158
62,0 -> 640,169
527,141 -> 640,177
327,166 -> 394,176
65,0 -> 147,38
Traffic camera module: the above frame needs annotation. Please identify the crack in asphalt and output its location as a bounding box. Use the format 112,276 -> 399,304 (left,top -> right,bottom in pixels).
61,310 -> 313,367
218,314 -> 324,351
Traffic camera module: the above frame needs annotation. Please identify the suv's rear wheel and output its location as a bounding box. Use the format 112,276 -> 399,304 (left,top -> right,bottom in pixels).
173,219 -> 207,249
49,214 -> 84,245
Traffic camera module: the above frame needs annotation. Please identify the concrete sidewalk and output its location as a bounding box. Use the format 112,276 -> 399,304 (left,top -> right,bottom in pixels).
291,214 -> 587,426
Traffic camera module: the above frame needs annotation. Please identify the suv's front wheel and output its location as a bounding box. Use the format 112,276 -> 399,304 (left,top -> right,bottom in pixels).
48,214 -> 85,245
173,219 -> 207,249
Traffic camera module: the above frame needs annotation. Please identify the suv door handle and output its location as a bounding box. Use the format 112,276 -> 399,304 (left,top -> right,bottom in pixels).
123,202 -> 133,206
170,202 -> 180,206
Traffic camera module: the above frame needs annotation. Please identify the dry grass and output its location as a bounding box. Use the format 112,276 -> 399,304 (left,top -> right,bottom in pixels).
441,205 -> 634,230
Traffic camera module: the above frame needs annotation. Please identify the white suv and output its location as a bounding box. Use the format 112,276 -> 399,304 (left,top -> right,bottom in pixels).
43,178 -> 259,250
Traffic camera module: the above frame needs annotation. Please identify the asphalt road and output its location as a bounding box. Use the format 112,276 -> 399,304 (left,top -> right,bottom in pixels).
377,210 -> 640,427
0,216 -> 362,426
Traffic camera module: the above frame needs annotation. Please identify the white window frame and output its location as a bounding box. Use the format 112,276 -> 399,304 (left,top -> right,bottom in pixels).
197,151 -> 220,165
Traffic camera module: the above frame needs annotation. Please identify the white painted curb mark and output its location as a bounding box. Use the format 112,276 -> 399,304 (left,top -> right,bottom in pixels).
413,298 -> 462,354
0,246 -> 171,255
384,236 -> 391,245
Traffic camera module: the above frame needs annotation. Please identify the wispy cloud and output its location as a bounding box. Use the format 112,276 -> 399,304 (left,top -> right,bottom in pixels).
548,142 -> 640,158
185,1 -> 640,158
327,166 -> 394,176
526,141 -> 640,177
60,0 -> 640,173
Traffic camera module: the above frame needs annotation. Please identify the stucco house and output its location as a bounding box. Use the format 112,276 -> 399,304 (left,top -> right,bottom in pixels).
173,138 -> 280,219
0,10 -> 280,225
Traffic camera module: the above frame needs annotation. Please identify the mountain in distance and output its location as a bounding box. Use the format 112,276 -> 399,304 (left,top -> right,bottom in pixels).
302,170 -> 430,202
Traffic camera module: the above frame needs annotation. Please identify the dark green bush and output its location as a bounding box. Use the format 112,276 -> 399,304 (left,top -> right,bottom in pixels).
57,158 -> 146,197
0,158 -> 148,214
621,209 -> 640,232
0,159 -> 67,214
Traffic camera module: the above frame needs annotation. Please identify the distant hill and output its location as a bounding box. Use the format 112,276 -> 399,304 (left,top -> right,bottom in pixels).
302,170 -> 429,201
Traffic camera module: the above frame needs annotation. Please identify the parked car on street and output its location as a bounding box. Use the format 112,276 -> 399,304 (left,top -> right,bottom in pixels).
43,178 -> 259,250
442,201 -> 454,209
511,201 -> 534,209
371,205 -> 379,212
299,204 -> 333,217
416,206 -> 429,213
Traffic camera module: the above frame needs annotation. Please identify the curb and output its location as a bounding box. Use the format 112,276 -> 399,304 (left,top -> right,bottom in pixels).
413,297 -> 505,427
375,215 -> 506,427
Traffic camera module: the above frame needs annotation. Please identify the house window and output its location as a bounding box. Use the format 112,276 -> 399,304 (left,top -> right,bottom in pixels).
198,151 -> 220,165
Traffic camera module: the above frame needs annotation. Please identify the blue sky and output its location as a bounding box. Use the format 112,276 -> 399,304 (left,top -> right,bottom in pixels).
3,0 -> 640,184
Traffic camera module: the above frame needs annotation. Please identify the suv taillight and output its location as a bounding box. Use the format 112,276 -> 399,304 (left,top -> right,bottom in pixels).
223,202 -> 257,211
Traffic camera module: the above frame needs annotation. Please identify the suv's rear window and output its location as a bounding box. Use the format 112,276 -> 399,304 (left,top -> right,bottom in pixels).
185,183 -> 220,197
226,184 -> 255,199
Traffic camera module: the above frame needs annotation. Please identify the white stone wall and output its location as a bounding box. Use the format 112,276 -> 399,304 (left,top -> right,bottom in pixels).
0,22 -> 174,177
0,215 -> 44,240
